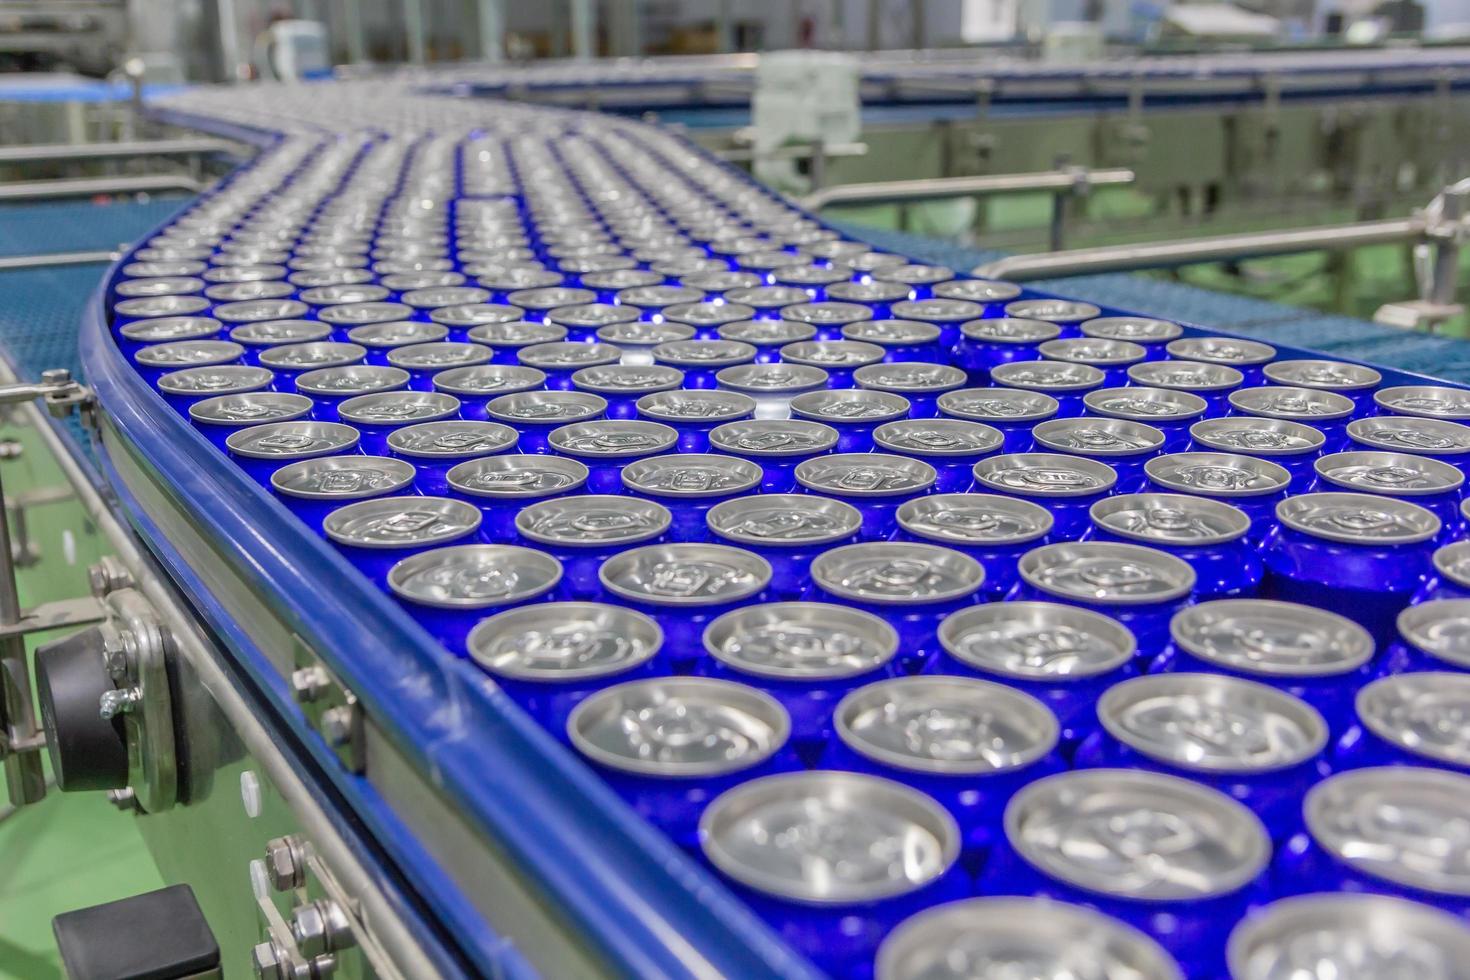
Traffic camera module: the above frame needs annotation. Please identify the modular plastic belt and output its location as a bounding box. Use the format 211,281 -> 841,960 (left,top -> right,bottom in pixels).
81,81 -> 1470,980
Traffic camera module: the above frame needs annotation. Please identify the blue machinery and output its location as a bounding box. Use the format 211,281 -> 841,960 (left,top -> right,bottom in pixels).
3,53 -> 1470,980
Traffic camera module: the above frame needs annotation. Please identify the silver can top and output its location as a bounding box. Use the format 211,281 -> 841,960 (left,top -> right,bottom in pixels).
837,675 -> 1058,776
466,321 -> 566,348
1099,673 -> 1327,773
1032,417 -> 1166,458
1264,358 -> 1381,391
570,677 -> 789,777
873,263 -> 953,286
874,418 -> 1003,458
1090,492 -> 1251,545
1228,893 -> 1470,980
487,390 -> 606,426
937,387 -> 1059,424
939,602 -> 1136,679
897,493 -> 1052,547
990,360 -> 1105,392
115,294 -> 212,318
1229,386 -> 1355,421
827,280 -> 913,305
891,298 -> 984,323
706,494 -> 862,547
709,418 -> 839,457
853,363 -> 967,394
1170,599 -> 1374,676
795,452 -> 937,497
507,287 -> 597,311
517,341 -> 621,371
810,542 -> 984,605
258,341 -> 366,371
294,365 -> 409,397
958,317 -> 1061,344
401,286 -> 492,309
715,363 -> 829,395
515,495 -> 671,548
1188,417 -> 1325,456
387,544 -> 561,609
428,303 -> 527,327
717,319 -> 816,347
1166,336 -> 1276,366
621,453 -> 761,498
270,455 -> 415,501
323,496 -> 481,549
386,341 -> 493,371
158,365 -> 274,396
1347,416 -> 1470,457
468,602 -> 660,681
778,301 -> 875,327
1435,540 -> 1470,589
338,390 -> 460,426
1080,316 -> 1183,343
446,454 -> 588,499
570,365 -> 683,395
661,300 -> 757,327
779,339 -> 886,370
134,340 -> 242,368
1305,767 -> 1470,897
596,321 -> 695,347
206,281 -> 288,302
1083,386 -> 1208,423
225,420 -> 359,460
1128,359 -> 1244,392
548,419 -> 678,459
599,543 -> 770,606
723,285 -> 812,310
973,452 -> 1118,498
299,283 -> 390,306
1006,769 -> 1270,900
1315,450 -> 1464,496
190,391 -> 310,426
315,301 -> 413,326
548,303 -> 639,330
877,897 -> 1181,980
118,315 -> 221,342
1397,599 -> 1470,668
1145,451 -> 1291,497
842,319 -> 941,347
1003,299 -> 1101,323
933,278 -> 1024,303
1277,491 -> 1440,544
1019,541 -> 1196,604
699,770 -> 959,904
705,602 -> 897,680
1357,672 -> 1470,768
233,320 -> 333,346
1374,384 -> 1470,421
651,339 -> 756,369
432,365 -> 546,396
789,389 -> 910,425
636,389 -> 755,424
1040,337 -> 1147,366
615,284 -> 704,308
385,420 -> 516,459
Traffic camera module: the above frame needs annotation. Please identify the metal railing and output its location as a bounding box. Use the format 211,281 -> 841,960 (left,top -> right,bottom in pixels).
0,138 -> 241,167
0,175 -> 208,203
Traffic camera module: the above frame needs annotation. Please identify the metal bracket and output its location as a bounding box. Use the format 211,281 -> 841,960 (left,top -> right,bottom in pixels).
291,636 -> 365,774
104,587 -> 178,813
253,835 -> 371,980
0,596 -> 108,642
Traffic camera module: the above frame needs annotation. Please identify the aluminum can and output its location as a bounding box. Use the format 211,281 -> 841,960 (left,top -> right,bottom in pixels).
1344,415 -> 1470,479
485,390 -> 606,454
660,300 -> 757,334
134,340 -> 244,384
1374,383 -> 1470,421
853,363 -> 966,418
431,365 -> 546,420
596,322 -> 695,366
188,391 -> 311,449
634,390 -> 755,453
1145,451 -> 1292,542
446,454 -> 587,542
952,318 -> 1059,382
1084,386 -> 1207,452
877,897 -> 1181,980
314,301 -> 410,328
930,277 -> 1023,311
294,365 -> 409,422
569,365 -> 682,420
715,320 -> 816,363
1312,450 -> 1465,539
972,453 -> 1118,539
794,453 -> 936,541
114,293 -> 213,326
1282,767 -> 1470,915
708,418 -> 838,492
546,419 -> 678,494
620,454 -> 761,541
776,301 -> 874,341
1040,337 -> 1147,387
842,319 -> 944,363
715,363 -> 829,420
1157,599 -> 1377,731
270,455 -> 415,531
299,284 -> 390,307
701,602 -> 899,753
1088,493 -> 1261,600
779,339 -> 884,388
258,341 -> 366,378
517,341 -> 621,390
225,419 -> 360,483
547,302 -> 639,342
467,602 -> 663,730
825,279 -> 912,319
1074,673 -> 1329,830
895,494 -> 1050,599
810,541 -> 985,673
386,420 -> 516,495
234,320 -> 333,363
677,269 -> 762,297
615,283 -> 704,313
1262,492 -> 1439,645
385,341 -> 493,390
1337,672 -> 1470,775
827,676 -> 1063,859
1229,386 -> 1355,452
465,321 -> 566,365
699,771 -> 963,978
1264,359 -> 1381,417
935,387 -> 1058,453
873,419 -> 1002,492
206,281 -> 293,304
506,286 -> 596,320
116,316 -> 222,354
889,298 -> 984,349
1165,335 -> 1276,387
1079,316 -> 1183,359
651,339 -> 756,389
337,390 -> 460,455
1032,417 -> 1165,491
581,268 -> 663,303
871,262 -> 953,299
1002,298 -> 1101,336
1188,416 -> 1325,491
722,285 -> 812,320
387,544 -> 561,653
598,543 -> 771,670
1385,598 -> 1470,673
986,769 -> 1269,976
513,494 -> 671,601
214,298 -> 312,327
769,266 -> 854,301
1416,540 -> 1470,601
704,494 -> 861,600
1227,893 -> 1470,980
1129,359 -> 1243,414
322,496 -> 482,583
789,389 -> 911,454
157,365 -> 274,410
989,361 -> 1105,417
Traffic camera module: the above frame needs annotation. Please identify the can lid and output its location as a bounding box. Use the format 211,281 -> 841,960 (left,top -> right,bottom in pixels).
466,321 -> 566,348
1188,417 -> 1324,456
599,543 -> 770,606
621,453 -> 760,498
779,339 -> 886,370
890,298 -> 984,323
1005,769 -> 1270,900
1040,337 -> 1147,366
401,286 -> 492,309
772,266 -> 853,288
468,602 -> 660,681
795,452 -> 936,497
386,341 -> 493,371
842,319 -> 941,347
446,454 -> 588,499
548,420 -> 677,459
877,897 -> 1182,980
790,389 -> 910,424
1003,299 -> 1101,323
708,418 -> 839,457
1277,491 -> 1440,543
932,278 -> 1024,303
715,363 -> 829,395
235,320 -> 333,346
1433,541 -> 1470,589
810,542 -> 984,605
316,301 -> 413,325
825,280 -> 911,304
207,283 -> 295,305
1019,541 -> 1196,604
1083,386 -> 1208,423
973,452 -> 1118,498
1170,599 -> 1374,676
1397,599 -> 1470,667
118,275 -> 204,298
387,543 -> 561,609
115,294 -> 212,318
300,283 -> 390,305
258,342 -> 366,371
651,339 -> 756,369
1080,316 -> 1182,343
226,421 -> 359,460
569,677 -> 788,778
1128,360 -> 1243,391
661,300 -> 756,327
717,319 -> 816,347
723,286 -> 811,310
1305,767 -> 1470,897
837,675 -> 1058,775
958,317 -> 1061,344
158,365 -> 274,396
1227,893 -> 1470,980
506,286 -> 596,310
705,602 -> 897,679
1347,416 -> 1470,457
1032,418 -> 1165,458
853,363 -> 966,394
515,495 -> 670,547
873,262 -> 953,286
1357,672 -> 1470,767
570,365 -> 683,395
338,390 -> 460,426
295,365 -> 409,397
1090,493 -> 1250,545
699,771 -> 959,904
1166,336 -> 1276,365
1100,673 -> 1326,773
990,360 -> 1105,392
118,315 -> 221,342
190,391 -> 310,426
135,340 -> 243,368
1264,358 -> 1381,391
323,496 -> 481,549
385,420 -> 516,458
706,494 -> 862,546
898,494 -> 1052,546
874,419 -> 1003,458
379,271 -> 464,291
517,341 -> 621,371
636,389 -> 755,424
1229,386 -> 1354,421
678,270 -> 761,292
1145,452 -> 1291,498
429,303 -> 527,327
938,388 -> 1059,424
433,365 -> 545,396
1315,451 -> 1465,496
1374,384 -> 1470,421
270,455 -> 414,500
487,390 -> 606,425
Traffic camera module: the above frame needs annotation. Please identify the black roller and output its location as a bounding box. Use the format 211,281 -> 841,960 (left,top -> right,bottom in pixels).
35,627 -> 129,792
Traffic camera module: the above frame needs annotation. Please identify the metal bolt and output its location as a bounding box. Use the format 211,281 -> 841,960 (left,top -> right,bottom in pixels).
98,686 -> 143,720
290,666 -> 331,704
291,899 -> 353,958
105,787 -> 136,811
41,368 -> 71,386
319,706 -> 354,748
265,836 -> 306,892
250,941 -> 286,980
88,556 -> 134,598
